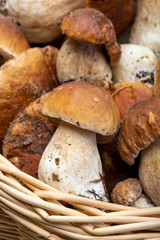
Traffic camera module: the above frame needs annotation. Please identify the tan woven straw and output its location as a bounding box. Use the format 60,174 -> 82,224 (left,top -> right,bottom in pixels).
0,154 -> 160,240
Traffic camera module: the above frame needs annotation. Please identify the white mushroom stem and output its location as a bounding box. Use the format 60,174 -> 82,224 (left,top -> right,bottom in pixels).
38,121 -> 107,201
56,39 -> 112,88
129,0 -> 160,57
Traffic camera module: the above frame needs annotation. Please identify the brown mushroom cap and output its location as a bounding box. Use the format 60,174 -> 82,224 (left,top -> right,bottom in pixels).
0,46 -> 58,150
3,93 -> 56,178
118,97 -> 160,165
111,178 -> 142,205
86,0 -> 136,35
112,81 -> 154,120
61,8 -> 121,66
42,81 -> 120,136
0,13 -> 29,62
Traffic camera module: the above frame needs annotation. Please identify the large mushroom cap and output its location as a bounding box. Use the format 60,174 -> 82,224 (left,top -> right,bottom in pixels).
118,97 -> 160,165
61,8 -> 121,66
0,13 -> 29,62
43,81 -> 120,136
0,46 -> 58,149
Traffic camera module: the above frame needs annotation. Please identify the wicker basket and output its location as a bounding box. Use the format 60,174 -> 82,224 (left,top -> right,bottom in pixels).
0,154 -> 160,240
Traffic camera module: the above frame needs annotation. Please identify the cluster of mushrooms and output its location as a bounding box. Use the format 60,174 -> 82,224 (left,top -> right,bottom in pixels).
0,0 -> 160,208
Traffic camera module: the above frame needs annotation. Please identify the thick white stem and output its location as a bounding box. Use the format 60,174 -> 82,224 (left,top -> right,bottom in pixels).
38,121 -> 107,200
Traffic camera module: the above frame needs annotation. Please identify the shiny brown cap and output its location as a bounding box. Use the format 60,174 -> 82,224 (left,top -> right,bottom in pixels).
0,46 -> 58,149
118,97 -> 160,165
61,8 -> 121,66
43,81 -> 120,136
112,81 -> 153,120
0,14 -> 30,61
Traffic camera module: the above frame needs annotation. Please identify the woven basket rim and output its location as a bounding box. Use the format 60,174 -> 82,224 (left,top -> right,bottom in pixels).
0,154 -> 160,240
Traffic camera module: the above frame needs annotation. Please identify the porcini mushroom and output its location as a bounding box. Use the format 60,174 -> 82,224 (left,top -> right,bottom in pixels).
112,44 -> 157,83
118,97 -> 160,165
111,178 -> 142,206
112,81 -> 153,120
111,177 -> 154,208
0,46 -> 58,150
139,139 -> 160,206
38,81 -> 120,200
56,38 -> 112,89
0,13 -> 29,64
129,0 -> 160,57
2,93 -> 56,179
61,8 -> 121,67
3,0 -> 85,43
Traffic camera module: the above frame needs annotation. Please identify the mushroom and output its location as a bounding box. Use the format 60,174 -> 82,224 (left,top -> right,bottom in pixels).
129,0 -> 160,57
86,0 -> 136,35
38,81 -> 120,200
56,38 -> 112,89
3,0 -> 85,43
139,139 -> 160,206
112,44 -> 157,83
61,8 -> 121,67
111,178 -> 154,208
0,46 -> 58,151
0,13 -> 29,64
2,93 -> 56,179
111,81 -> 153,120
111,178 -> 142,206
117,97 -> 160,165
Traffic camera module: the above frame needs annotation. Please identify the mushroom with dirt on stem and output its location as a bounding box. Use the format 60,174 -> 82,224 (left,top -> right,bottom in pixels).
57,8 -> 121,89
38,81 -> 120,200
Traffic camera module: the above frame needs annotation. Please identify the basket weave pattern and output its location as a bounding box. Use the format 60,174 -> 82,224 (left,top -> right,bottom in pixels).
0,154 -> 160,240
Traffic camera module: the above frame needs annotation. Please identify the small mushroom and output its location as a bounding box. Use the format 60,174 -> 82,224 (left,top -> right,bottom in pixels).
61,8 -> 121,67
0,46 -> 58,150
111,178 -> 142,206
3,0 -> 85,43
112,44 -> 157,83
2,93 -> 56,179
0,13 -> 29,64
38,81 -> 120,200
129,0 -> 160,57
56,38 -> 112,89
118,97 -> 160,165
86,0 -> 136,35
139,139 -> 160,206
